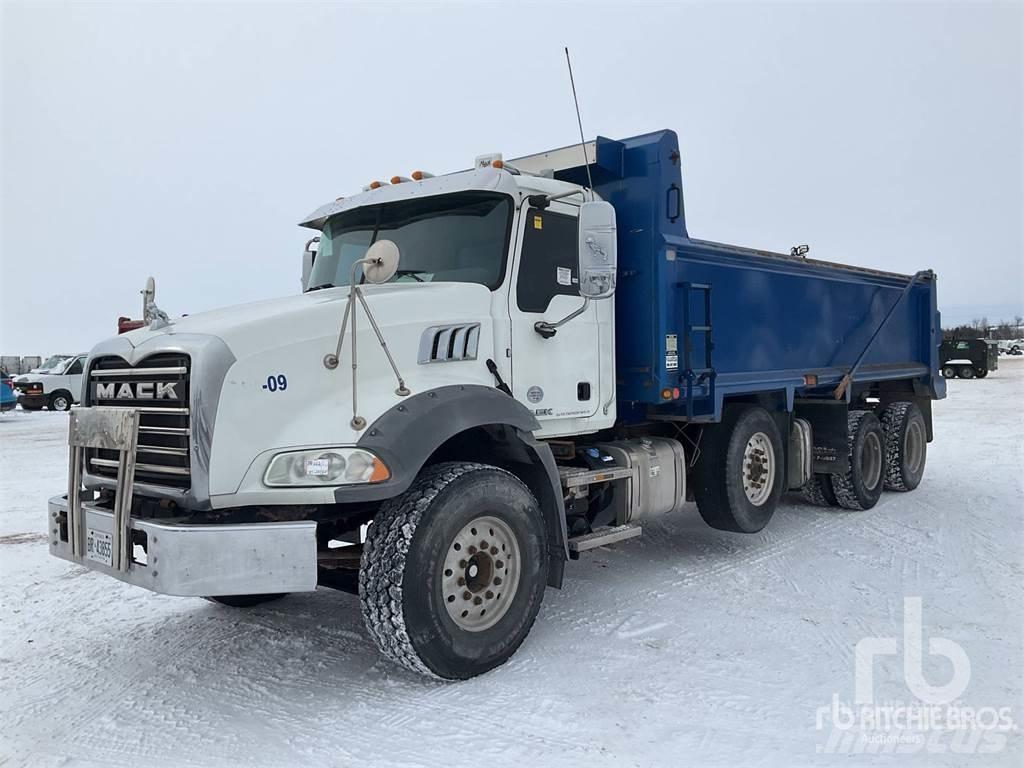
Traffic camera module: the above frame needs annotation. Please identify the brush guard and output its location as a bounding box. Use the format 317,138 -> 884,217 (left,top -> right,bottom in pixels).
67,407 -> 140,572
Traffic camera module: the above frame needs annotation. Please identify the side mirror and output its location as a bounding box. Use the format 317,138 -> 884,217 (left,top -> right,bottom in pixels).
362,239 -> 400,284
301,237 -> 319,292
578,201 -> 617,299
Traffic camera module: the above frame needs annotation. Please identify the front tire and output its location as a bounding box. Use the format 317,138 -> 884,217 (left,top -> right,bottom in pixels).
359,462 -> 548,679
975,368 -> 988,379
694,404 -> 785,533
48,392 -> 72,411
830,411 -> 885,510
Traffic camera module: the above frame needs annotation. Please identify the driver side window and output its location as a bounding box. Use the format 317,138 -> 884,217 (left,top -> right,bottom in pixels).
516,208 -> 579,313
66,357 -> 84,375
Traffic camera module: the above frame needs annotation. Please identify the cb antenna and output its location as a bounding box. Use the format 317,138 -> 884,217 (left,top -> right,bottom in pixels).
565,47 -> 594,199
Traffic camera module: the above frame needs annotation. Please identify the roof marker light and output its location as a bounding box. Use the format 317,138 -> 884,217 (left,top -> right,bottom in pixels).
390,176 -> 412,184
363,181 -> 388,191
411,170 -> 434,181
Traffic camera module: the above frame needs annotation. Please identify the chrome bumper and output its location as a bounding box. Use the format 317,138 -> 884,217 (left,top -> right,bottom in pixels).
48,495 -> 318,596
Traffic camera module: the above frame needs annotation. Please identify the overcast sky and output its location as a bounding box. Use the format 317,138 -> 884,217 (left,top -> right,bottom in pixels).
2,1 -> 1021,354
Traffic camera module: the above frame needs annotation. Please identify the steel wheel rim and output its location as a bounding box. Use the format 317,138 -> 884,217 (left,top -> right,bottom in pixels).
905,419 -> 925,475
742,431 -> 775,506
441,515 -> 521,632
861,431 -> 882,490
54,396 -> 68,410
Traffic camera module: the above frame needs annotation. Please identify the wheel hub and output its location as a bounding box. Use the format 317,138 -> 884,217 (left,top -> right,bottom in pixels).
442,515 -> 520,632
742,431 -> 775,506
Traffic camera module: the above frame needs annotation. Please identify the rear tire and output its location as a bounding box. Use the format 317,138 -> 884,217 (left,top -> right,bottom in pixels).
941,365 -> 957,379
880,401 -> 927,491
359,462 -> 548,679
801,473 -> 839,507
694,404 -> 785,533
830,411 -> 885,510
958,366 -> 975,379
206,593 -> 287,607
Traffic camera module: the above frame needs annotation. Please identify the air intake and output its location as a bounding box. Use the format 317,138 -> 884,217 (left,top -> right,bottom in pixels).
418,324 -> 481,364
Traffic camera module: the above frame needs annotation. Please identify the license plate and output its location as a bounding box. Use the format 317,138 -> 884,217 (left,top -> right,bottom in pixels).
86,528 -> 113,567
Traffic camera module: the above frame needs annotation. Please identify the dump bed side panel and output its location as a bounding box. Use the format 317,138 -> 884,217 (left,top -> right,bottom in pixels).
555,130 -> 944,423
667,242 -> 942,411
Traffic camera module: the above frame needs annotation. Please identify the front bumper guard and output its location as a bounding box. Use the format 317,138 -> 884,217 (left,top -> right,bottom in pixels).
53,406 -> 316,596
48,496 -> 317,596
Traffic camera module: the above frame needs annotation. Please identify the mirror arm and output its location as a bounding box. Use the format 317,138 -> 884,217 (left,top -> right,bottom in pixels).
534,297 -> 591,339
527,188 -> 585,210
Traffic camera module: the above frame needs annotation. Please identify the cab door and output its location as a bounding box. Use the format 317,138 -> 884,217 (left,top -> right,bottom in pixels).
508,201 -> 601,436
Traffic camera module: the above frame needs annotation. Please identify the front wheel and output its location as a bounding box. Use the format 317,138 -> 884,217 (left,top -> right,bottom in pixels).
48,392 -> 72,411
975,368 -> 988,379
359,462 -> 548,679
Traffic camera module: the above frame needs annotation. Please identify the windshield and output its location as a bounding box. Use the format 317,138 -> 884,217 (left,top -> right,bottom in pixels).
308,192 -> 513,291
37,355 -> 70,372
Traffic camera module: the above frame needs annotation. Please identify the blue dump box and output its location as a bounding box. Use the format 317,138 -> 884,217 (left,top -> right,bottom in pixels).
555,130 -> 945,423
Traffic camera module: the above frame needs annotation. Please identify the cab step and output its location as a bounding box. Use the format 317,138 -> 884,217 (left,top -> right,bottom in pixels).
568,524 -> 642,556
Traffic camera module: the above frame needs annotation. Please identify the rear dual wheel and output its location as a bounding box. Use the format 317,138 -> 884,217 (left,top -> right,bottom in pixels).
829,411 -> 885,511
879,401 -> 927,491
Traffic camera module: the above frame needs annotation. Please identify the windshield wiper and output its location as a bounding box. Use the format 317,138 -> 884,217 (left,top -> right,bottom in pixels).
394,270 -> 427,283
306,283 -> 335,292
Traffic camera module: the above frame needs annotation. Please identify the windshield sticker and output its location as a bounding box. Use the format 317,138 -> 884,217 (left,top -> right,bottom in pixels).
556,267 -> 572,286
533,215 -> 543,230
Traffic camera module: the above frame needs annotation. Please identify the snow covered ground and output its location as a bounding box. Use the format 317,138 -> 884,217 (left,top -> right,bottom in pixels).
2,361 -> 1021,767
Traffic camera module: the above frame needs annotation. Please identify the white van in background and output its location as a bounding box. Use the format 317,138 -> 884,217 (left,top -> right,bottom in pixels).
13,354 -> 87,411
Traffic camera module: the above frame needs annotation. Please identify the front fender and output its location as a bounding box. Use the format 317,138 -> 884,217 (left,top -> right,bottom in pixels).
350,385 -> 568,584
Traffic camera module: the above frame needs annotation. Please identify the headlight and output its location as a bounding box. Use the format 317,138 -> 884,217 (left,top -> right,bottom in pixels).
263,448 -> 390,487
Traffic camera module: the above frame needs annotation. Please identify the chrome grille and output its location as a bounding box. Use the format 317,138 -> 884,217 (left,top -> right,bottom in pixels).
87,354 -> 191,489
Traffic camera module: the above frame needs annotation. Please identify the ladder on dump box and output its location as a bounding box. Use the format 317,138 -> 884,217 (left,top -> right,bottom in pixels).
680,282 -> 716,418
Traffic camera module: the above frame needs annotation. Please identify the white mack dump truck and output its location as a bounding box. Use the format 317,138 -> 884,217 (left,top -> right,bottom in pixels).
50,130 -> 942,679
